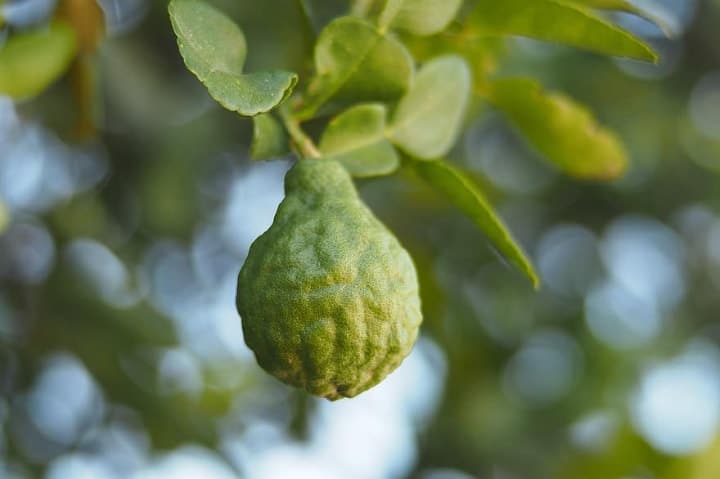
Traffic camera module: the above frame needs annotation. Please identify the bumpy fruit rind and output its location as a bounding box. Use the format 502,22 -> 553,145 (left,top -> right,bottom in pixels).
237,158 -> 422,400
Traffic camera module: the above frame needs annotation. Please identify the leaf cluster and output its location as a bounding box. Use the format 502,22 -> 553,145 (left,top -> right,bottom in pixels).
164,0 -> 666,286
0,0 -> 665,286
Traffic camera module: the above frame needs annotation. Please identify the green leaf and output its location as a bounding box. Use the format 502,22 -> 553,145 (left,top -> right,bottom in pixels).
486,77 -> 627,180
377,0 -> 463,36
0,21 -> 77,99
168,0 -> 297,116
411,160 -> 539,288
389,55 -> 471,159
203,70 -> 298,117
168,0 -> 246,78
469,0 -> 658,62
319,103 -> 400,177
406,28 -> 507,88
572,0 -> 675,37
299,16 -> 414,118
251,114 -> 289,160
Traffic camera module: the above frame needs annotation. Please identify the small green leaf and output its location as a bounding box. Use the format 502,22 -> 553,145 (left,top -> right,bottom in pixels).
572,0 -> 675,37
486,77 -> 627,180
251,114 -> 288,160
204,70 -> 298,117
469,0 -> 658,62
299,16 -> 414,118
378,0 -> 463,36
389,55 -> 471,159
168,0 -> 246,78
319,103 -> 400,177
411,160 -> 539,288
0,21 -> 77,99
168,0 -> 297,116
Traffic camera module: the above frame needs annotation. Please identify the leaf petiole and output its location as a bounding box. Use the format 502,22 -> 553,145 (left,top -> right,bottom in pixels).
279,105 -> 321,159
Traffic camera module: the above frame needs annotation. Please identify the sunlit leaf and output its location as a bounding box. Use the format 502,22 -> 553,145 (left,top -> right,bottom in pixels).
319,103 -> 399,177
389,55 -> 471,159
0,21 -> 77,99
251,114 -> 288,160
411,159 -> 540,288
469,0 -> 658,62
377,0 -> 463,36
169,0 -> 297,116
299,16 -> 414,118
573,0 -> 675,36
486,77 -> 627,180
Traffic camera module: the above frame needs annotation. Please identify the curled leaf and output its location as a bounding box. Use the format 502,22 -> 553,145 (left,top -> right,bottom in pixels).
486,77 -> 628,180
168,0 -> 297,116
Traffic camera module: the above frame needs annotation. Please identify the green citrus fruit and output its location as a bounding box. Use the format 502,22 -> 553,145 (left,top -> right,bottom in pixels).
236,158 -> 422,400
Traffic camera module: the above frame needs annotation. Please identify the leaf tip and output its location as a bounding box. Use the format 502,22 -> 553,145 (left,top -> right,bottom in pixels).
530,272 -> 541,290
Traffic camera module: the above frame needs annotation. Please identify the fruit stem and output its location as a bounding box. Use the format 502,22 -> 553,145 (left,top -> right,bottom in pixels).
280,104 -> 321,159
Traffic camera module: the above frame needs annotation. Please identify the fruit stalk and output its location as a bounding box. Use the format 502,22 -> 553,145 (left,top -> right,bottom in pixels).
280,104 -> 321,159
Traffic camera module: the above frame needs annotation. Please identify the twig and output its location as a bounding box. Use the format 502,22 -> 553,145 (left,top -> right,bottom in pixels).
279,105 -> 321,159
295,0 -> 317,37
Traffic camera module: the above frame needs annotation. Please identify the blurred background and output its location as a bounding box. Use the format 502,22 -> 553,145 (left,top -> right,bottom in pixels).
1,0 -> 720,477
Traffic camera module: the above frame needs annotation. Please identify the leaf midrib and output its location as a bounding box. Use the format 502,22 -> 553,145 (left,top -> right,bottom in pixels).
308,20 -> 385,113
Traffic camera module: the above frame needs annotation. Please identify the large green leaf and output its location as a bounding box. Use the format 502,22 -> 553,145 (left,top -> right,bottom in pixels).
469,0 -> 657,62
168,0 -> 297,116
388,55 -> 471,159
572,0 -> 675,36
319,103 -> 400,177
251,114 -> 288,160
0,21 -> 77,99
411,160 -> 539,288
299,16 -> 414,118
486,77 -> 627,180
377,0 -> 463,36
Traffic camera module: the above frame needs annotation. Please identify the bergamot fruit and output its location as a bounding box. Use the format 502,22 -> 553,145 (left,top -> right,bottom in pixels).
236,158 -> 422,400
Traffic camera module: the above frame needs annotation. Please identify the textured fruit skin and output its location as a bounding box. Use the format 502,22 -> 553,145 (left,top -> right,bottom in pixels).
237,159 -> 422,400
